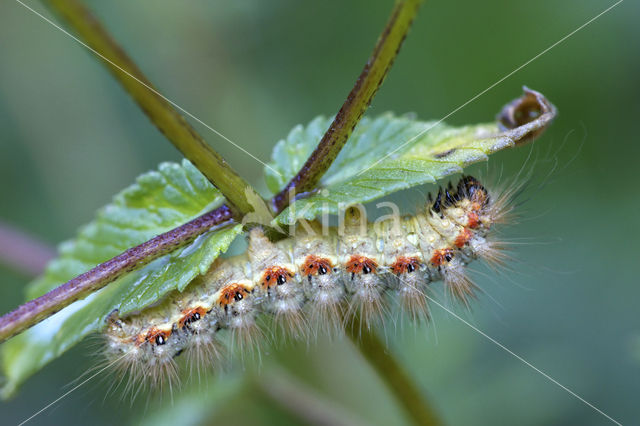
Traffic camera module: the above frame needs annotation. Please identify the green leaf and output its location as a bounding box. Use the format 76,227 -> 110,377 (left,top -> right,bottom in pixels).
267,92 -> 555,224
1,160 -> 243,397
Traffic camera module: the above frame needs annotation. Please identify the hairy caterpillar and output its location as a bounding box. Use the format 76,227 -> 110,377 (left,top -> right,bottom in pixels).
104,175 -> 511,391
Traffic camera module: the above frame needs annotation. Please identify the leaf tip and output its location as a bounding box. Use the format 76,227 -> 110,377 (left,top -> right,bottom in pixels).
497,87 -> 557,144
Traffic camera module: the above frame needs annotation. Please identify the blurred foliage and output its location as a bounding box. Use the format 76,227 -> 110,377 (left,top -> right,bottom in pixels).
0,0 -> 638,425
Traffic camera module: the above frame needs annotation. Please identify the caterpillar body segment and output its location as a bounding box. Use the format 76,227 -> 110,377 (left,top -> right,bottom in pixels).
294,228 -> 344,336
104,176 -> 504,389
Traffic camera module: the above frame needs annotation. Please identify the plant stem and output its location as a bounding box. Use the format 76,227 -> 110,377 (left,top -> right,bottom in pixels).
258,367 -> 370,426
346,315 -> 442,426
0,221 -> 55,278
272,0 -> 423,212
44,0 -> 256,217
0,205 -> 233,342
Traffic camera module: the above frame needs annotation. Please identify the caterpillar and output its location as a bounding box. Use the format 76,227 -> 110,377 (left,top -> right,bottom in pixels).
104,175 -> 511,391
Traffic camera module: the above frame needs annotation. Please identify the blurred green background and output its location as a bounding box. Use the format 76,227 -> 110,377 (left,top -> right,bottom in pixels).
1,0 -> 638,424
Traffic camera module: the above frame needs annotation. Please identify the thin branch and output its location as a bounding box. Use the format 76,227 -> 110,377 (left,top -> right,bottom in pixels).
0,221 -> 55,278
272,0 -> 423,212
258,367 -> 370,426
44,0 -> 256,217
345,315 -> 442,426
0,205 -> 233,342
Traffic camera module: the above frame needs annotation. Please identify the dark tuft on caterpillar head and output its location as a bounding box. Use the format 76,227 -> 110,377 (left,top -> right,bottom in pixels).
432,189 -> 443,213
430,176 -> 489,213
456,175 -> 489,207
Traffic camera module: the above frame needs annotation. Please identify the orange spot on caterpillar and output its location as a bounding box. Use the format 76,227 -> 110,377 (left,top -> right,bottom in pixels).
218,283 -> 250,306
467,212 -> 480,228
178,306 -> 207,328
260,266 -> 295,289
390,256 -> 421,275
345,255 -> 378,275
301,255 -> 333,276
141,327 -> 172,346
134,334 -> 146,346
430,249 -> 454,267
454,228 -> 472,248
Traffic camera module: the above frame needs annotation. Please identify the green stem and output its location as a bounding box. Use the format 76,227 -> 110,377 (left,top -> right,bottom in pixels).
258,367 -> 370,426
272,0 -> 423,212
346,315 -> 443,426
0,220 -> 55,278
44,0 -> 256,217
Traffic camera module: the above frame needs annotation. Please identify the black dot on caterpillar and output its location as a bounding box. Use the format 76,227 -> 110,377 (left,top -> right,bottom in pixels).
102,174 -> 514,394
